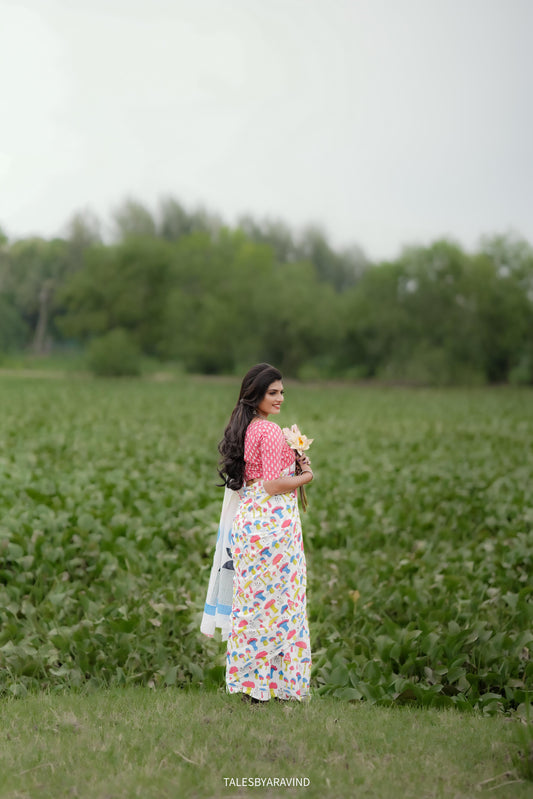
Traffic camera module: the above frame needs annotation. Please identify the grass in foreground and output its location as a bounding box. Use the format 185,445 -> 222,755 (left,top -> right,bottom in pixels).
0,688 -> 530,799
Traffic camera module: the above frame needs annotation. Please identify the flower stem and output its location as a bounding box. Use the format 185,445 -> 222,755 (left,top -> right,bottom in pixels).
295,457 -> 308,512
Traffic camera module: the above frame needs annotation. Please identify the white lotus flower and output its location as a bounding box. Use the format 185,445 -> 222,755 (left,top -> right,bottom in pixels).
282,424 -> 314,455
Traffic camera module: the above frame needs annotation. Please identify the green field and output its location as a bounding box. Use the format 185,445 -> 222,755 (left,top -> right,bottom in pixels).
0,375 -> 531,715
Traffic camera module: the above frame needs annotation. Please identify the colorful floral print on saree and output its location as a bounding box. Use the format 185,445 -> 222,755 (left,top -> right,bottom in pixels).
226,476 -> 311,702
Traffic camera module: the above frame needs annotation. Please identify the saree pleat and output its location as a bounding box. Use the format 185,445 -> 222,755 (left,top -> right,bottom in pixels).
226,478 -> 311,701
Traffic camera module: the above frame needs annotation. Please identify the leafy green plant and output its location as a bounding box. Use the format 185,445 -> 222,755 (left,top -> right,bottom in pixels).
0,377 -> 531,712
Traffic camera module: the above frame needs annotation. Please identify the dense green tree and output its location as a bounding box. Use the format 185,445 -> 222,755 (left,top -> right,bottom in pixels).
3,237 -> 71,354
3,195 -> 533,384
0,296 -> 27,353
337,260 -> 412,378
159,197 -> 223,241
113,199 -> 157,240
298,225 -> 367,291
63,209 -> 102,271
469,253 -> 531,383
237,215 -> 299,264
479,234 -> 533,383
237,218 -> 368,290
259,261 -> 344,376
57,237 -> 175,356
158,197 -> 195,241
336,237 -> 533,384
393,240 -> 479,383
161,231 -> 278,372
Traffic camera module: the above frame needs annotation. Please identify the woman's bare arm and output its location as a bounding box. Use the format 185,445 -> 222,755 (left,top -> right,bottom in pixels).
263,468 -> 313,496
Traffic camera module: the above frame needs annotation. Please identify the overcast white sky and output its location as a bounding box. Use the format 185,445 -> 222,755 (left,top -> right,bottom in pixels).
1,0 -> 532,260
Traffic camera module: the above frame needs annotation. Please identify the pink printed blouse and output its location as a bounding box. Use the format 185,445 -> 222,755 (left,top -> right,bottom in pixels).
244,419 -> 295,482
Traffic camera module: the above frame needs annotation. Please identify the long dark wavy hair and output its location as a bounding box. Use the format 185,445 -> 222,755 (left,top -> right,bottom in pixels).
218,363 -> 283,490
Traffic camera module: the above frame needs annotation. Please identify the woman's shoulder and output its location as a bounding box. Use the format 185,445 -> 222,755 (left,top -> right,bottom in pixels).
254,418 -> 282,430
246,418 -> 283,437
258,419 -> 286,442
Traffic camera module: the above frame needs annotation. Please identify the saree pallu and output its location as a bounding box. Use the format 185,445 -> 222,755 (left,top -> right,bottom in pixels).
226,477 -> 311,701
201,487 -> 241,641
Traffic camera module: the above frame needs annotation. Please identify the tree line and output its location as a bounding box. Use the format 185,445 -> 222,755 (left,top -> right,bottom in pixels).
1,197 -> 532,384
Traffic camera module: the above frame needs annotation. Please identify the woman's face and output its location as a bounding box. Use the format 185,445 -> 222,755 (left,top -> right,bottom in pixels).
256,380 -> 284,418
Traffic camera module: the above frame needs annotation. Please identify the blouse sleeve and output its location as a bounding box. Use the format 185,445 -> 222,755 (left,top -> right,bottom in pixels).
260,424 -> 288,481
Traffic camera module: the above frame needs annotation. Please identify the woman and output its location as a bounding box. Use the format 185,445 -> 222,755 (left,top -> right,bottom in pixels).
201,363 -> 313,702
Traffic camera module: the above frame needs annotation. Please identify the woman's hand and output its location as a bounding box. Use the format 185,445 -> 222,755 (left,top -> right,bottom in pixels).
296,454 -> 312,480
294,453 -> 313,488
294,454 -> 313,512
296,453 -> 311,469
